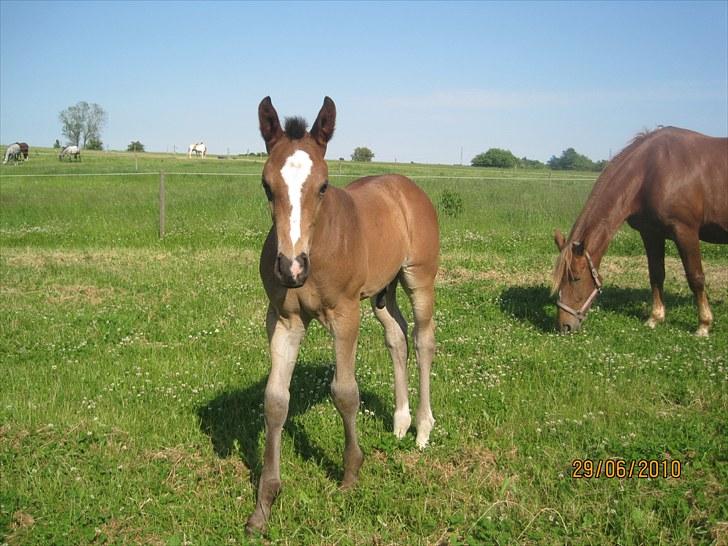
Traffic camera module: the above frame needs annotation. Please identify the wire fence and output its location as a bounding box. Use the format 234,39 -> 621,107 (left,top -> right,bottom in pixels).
0,171 -> 598,182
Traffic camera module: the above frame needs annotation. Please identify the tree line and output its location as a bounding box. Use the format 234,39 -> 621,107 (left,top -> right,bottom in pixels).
472,147 -> 607,171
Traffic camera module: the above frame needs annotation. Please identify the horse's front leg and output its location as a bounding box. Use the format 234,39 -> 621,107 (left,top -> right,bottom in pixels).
328,302 -> 364,489
246,309 -> 306,534
640,229 -> 666,328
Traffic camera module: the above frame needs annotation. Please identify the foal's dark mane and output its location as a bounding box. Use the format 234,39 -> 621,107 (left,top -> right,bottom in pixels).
551,127 -> 672,293
284,117 -> 308,140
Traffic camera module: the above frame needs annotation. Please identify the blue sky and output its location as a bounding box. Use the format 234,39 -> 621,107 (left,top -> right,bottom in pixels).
1,1 -> 726,164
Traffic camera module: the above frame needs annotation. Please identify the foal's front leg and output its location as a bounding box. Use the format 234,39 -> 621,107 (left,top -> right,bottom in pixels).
329,304 -> 365,488
246,310 -> 306,534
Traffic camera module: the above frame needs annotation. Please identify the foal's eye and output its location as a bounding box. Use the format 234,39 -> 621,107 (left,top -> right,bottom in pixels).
262,178 -> 273,201
319,180 -> 329,195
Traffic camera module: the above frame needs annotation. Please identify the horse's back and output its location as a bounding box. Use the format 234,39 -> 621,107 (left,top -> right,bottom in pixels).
637,128 -> 728,236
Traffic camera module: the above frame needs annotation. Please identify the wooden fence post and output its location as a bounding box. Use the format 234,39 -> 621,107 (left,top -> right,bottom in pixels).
159,171 -> 166,239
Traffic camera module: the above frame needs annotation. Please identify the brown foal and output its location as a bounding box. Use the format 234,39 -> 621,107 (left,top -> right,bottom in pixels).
246,97 -> 439,533
553,126 -> 727,335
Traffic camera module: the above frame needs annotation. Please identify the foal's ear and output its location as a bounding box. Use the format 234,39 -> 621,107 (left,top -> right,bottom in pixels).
258,96 -> 284,152
572,241 -> 585,256
310,96 -> 336,149
554,229 -> 566,251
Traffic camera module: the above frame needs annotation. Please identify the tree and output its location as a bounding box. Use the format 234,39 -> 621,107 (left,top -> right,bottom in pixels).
548,148 -> 605,171
127,141 -> 145,152
519,156 -> 545,169
53,139 -> 61,149
59,101 -> 107,149
471,148 -> 518,168
351,146 -> 374,162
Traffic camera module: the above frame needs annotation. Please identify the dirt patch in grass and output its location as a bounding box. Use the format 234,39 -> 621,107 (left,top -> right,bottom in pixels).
146,445 -> 250,493
45,284 -> 118,305
5,511 -> 35,545
3,248 -> 257,269
438,254 -> 727,292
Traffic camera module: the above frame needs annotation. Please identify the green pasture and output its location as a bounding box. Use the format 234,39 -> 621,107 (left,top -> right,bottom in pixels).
1,150 -> 726,545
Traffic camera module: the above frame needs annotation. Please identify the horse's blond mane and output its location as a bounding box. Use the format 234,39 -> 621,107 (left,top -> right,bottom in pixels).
551,243 -> 574,295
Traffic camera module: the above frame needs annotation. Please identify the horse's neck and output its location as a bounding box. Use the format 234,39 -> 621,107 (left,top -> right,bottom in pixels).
570,164 -> 643,266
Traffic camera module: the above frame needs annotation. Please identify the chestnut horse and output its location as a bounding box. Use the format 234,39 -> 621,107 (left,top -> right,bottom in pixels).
246,97 -> 439,533
553,126 -> 727,336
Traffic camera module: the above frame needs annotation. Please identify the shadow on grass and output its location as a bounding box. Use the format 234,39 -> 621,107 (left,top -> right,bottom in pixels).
499,285 -> 555,332
196,360 -> 389,486
500,284 -> 699,332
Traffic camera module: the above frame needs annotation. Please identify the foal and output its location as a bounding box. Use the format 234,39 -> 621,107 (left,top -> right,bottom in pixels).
246,97 -> 439,533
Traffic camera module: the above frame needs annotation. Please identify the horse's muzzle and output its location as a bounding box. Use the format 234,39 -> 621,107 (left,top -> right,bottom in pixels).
557,315 -> 582,334
274,252 -> 309,288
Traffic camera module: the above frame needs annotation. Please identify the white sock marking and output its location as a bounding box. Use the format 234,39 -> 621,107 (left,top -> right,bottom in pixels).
280,150 -> 313,248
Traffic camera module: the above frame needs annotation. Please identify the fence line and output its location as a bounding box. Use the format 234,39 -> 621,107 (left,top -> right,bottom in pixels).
0,171 -> 598,182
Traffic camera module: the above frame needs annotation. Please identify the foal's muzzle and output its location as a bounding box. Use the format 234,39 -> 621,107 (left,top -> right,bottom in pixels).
274,252 -> 309,288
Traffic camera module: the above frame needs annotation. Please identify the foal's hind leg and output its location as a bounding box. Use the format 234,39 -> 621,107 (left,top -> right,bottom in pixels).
400,270 -> 436,448
370,279 -> 411,439
640,229 -> 667,328
673,226 -> 713,336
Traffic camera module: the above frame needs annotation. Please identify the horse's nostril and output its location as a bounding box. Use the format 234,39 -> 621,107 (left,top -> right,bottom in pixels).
561,323 -> 572,333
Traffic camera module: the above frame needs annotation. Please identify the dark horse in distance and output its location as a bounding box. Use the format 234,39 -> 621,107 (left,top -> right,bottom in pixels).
553,126 -> 727,336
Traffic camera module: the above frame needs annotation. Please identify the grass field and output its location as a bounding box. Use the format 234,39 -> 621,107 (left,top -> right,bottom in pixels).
1,149 -> 726,545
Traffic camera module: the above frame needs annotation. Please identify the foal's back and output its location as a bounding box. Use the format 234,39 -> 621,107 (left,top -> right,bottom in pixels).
345,174 -> 439,294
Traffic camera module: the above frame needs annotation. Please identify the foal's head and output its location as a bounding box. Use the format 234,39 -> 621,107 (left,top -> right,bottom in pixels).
552,230 -> 602,333
258,96 -> 336,288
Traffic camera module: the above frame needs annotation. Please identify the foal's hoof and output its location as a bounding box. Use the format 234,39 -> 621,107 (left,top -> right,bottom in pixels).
645,318 -> 658,329
245,512 -> 267,535
415,414 -> 435,449
393,410 -> 412,439
695,325 -> 710,337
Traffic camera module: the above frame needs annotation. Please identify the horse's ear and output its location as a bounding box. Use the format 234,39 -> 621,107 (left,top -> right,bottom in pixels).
310,96 -> 336,149
554,229 -> 566,251
259,96 -> 284,152
572,241 -> 584,256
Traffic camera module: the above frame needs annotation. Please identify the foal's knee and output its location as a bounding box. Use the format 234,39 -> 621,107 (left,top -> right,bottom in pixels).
331,380 -> 359,414
264,386 -> 290,426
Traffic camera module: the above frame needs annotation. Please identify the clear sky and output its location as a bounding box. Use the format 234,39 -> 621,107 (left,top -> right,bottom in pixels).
1,1 -> 726,164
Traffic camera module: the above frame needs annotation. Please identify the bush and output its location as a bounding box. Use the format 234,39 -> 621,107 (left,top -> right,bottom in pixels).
85,137 -> 103,150
471,148 -> 518,168
127,141 -> 145,152
53,139 -> 61,149
439,189 -> 464,218
351,147 -> 374,162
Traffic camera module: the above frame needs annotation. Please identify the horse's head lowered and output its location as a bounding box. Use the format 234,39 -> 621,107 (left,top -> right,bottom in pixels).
258,96 -> 336,288
552,230 -> 602,333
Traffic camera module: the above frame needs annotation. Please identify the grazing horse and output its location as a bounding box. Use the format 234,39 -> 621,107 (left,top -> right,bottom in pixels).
187,142 -> 207,158
246,97 -> 439,533
3,143 -> 21,164
553,126 -> 727,336
59,145 -> 81,161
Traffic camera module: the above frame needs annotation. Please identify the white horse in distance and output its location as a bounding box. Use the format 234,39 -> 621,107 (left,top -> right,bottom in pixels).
3,143 -> 21,164
188,142 -> 207,158
59,145 -> 81,161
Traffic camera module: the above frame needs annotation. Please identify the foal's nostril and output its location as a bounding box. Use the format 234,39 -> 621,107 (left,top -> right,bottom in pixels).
561,323 -> 572,334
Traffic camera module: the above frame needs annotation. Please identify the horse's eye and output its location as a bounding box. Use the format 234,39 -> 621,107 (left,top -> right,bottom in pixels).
262,179 -> 273,201
319,180 -> 329,195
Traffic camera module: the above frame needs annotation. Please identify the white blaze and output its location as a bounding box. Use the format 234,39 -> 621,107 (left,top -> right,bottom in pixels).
280,150 -> 313,248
